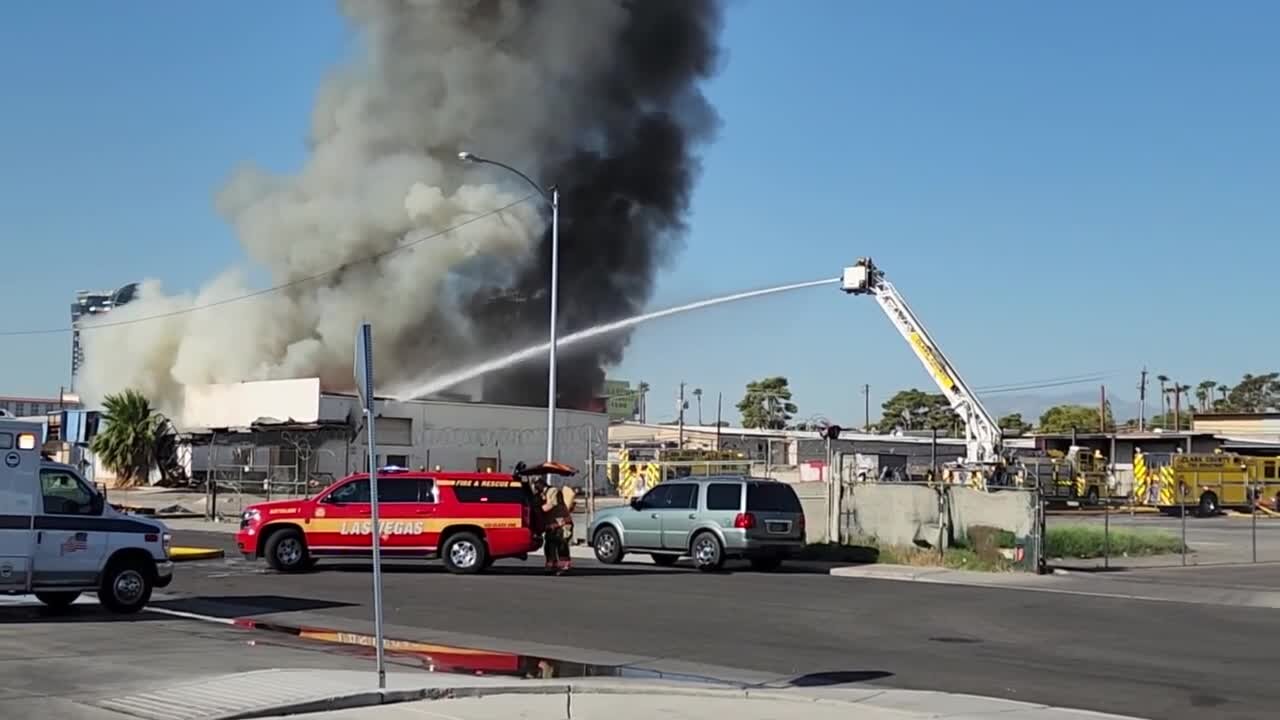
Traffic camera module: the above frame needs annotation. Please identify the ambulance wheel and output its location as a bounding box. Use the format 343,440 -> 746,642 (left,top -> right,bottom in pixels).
265,528 -> 311,573
442,531 -> 487,574
98,560 -> 153,614
36,591 -> 80,609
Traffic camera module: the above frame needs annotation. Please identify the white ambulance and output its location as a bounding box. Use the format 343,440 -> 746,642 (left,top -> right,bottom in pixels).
0,418 -> 173,613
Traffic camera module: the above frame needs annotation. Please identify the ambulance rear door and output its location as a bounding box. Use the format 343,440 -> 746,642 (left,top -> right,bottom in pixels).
0,422 -> 40,592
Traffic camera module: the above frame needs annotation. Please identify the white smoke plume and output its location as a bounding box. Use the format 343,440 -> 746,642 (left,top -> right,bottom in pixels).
79,0 -> 654,414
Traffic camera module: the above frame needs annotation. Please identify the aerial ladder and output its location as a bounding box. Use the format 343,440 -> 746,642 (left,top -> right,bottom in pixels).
840,258 -> 1011,488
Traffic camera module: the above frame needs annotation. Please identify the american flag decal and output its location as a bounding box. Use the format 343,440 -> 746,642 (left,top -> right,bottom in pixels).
60,533 -> 88,556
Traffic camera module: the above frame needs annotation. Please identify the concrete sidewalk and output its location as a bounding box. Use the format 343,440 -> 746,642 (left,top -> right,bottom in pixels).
85,669 -> 1146,720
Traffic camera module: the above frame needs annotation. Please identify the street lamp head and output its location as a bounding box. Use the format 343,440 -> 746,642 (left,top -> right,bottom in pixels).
457,151 -> 476,162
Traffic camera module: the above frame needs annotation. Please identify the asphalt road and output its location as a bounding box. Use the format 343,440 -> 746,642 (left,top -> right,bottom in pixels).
0,598 -> 378,719
167,529 -> 1279,720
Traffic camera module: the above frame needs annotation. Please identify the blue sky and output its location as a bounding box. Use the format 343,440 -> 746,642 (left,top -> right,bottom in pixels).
2,1 -> 1276,426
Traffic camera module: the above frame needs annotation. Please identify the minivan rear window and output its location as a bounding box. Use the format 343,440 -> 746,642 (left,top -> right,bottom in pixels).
746,482 -> 802,513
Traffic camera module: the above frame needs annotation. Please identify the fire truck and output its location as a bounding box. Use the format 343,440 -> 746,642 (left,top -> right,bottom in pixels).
1017,447 -> 1114,506
609,446 -> 750,499
1134,450 -> 1280,516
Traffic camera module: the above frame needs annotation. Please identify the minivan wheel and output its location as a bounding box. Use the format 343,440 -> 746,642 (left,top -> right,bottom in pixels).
593,526 -> 623,564
36,591 -> 80,609
691,532 -> 724,572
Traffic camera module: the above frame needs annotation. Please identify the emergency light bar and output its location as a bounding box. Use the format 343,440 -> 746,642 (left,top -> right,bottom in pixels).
378,465 -> 409,473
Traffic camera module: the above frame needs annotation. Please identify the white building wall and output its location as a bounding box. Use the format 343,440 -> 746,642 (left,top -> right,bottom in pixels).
322,393 -> 608,477
175,379 -> 608,486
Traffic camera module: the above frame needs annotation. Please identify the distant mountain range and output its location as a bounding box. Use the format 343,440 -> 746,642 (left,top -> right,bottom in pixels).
980,389 -> 1144,423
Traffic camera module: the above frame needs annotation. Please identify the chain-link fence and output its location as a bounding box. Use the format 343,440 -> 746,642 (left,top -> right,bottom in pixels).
1042,491 -> 1280,570
1022,450 -> 1280,570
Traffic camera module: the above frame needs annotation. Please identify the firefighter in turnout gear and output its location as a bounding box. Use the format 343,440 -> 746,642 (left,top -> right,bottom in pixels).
541,484 -> 576,574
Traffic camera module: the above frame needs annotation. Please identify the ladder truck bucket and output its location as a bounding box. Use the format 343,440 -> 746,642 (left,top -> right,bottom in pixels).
841,258 -> 875,294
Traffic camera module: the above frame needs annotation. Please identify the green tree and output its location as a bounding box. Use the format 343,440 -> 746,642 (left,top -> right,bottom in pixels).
1225,372 -> 1280,412
876,389 -> 957,434
1148,411 -> 1192,431
737,376 -> 797,430
90,389 -> 162,487
998,413 -> 1033,435
1038,404 -> 1114,434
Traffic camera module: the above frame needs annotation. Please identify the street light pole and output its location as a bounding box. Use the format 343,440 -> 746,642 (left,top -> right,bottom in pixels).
545,186 -> 560,461
459,151 -> 560,461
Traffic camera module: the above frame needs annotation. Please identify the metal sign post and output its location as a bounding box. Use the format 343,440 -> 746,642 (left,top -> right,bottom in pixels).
355,323 -> 387,689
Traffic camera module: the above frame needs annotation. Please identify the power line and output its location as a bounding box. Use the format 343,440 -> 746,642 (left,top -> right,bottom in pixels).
975,371 -> 1122,395
1,194 -> 538,337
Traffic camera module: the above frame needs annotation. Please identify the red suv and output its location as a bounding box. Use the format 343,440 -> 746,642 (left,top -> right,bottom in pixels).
235,464 -> 569,574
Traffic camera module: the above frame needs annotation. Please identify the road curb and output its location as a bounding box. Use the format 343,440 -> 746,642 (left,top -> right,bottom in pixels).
160,676 -> 1150,720
170,547 -> 225,562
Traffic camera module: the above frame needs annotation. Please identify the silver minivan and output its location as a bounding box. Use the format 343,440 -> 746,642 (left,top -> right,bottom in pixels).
587,476 -> 806,571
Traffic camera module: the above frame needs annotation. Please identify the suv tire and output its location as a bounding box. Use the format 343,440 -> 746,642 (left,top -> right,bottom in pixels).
265,528 -> 311,573
98,559 -> 153,614
691,532 -> 724,572
442,531 -> 487,574
593,526 -> 624,564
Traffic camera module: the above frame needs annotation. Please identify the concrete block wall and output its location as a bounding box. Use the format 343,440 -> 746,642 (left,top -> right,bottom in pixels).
834,483 -> 1039,551
947,487 -> 1036,544
841,484 -> 944,547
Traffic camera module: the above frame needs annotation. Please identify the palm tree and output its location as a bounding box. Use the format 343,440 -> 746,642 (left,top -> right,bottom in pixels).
90,389 -> 162,487
637,382 -> 650,422
1196,380 -> 1216,412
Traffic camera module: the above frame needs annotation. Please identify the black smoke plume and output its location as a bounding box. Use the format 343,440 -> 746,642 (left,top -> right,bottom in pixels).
79,0 -> 725,413
471,0 -> 725,409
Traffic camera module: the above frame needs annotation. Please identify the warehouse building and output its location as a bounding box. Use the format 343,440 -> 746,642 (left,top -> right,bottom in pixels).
93,377 -> 608,490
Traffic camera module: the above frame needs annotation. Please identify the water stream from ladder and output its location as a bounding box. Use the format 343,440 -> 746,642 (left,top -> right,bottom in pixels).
392,276 -> 838,402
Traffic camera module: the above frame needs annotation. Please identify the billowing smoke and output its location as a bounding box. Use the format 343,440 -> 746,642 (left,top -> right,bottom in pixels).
80,0 -> 724,414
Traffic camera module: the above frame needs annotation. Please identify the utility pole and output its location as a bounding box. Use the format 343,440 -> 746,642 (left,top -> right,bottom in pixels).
677,382 -> 686,449
862,384 -> 870,432
715,392 -> 723,451
1138,368 -> 1148,431
1100,385 -> 1107,432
